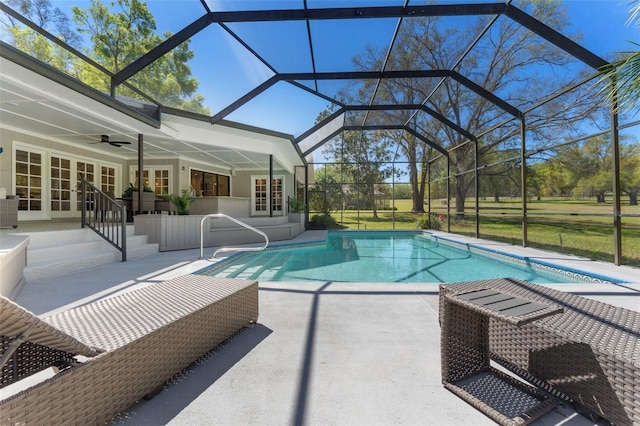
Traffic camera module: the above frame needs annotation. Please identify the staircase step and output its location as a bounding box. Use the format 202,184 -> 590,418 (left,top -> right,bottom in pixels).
23,228 -> 158,282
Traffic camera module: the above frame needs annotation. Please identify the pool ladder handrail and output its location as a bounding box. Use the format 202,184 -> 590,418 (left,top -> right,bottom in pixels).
200,213 -> 269,260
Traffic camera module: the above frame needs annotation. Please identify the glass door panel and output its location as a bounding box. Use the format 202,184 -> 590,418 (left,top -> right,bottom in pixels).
272,177 -> 283,214
252,177 -> 268,215
51,156 -> 73,216
15,149 -> 43,214
75,161 -> 95,214
251,176 -> 284,216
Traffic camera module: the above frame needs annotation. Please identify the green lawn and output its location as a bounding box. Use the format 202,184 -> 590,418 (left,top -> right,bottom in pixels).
315,197 -> 640,267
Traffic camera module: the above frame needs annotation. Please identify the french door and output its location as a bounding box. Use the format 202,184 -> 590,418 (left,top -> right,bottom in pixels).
50,155 -> 96,218
251,175 -> 284,216
15,147 -> 45,220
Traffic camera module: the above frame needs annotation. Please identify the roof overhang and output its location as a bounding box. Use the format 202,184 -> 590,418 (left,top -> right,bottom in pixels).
0,44 -> 305,173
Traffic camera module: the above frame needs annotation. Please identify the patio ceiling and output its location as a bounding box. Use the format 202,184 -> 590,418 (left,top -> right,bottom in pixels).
0,51 -> 300,172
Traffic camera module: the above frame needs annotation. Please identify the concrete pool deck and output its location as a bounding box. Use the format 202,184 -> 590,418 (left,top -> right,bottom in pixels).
12,230 -> 640,425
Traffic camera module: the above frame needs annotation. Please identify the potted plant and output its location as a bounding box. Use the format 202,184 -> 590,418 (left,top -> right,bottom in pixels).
122,182 -> 153,198
165,191 -> 195,215
288,198 -> 304,213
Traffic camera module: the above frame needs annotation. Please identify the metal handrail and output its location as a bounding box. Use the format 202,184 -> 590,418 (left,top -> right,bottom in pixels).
81,178 -> 127,261
200,213 -> 269,260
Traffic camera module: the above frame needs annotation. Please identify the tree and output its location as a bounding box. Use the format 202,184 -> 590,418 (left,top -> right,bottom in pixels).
347,0 -> 601,219
575,170 -> 611,203
620,145 -> 640,205
393,183 -> 412,199
71,0 -> 209,114
3,0 -> 82,46
599,0 -> 640,115
477,145 -> 522,202
530,159 -> 572,197
3,0 -> 209,114
553,135 -> 640,204
323,130 -> 397,219
2,0 -> 81,72
308,164 -> 343,216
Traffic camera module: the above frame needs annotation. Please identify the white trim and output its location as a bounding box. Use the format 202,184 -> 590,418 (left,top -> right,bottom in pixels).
97,161 -> 122,193
251,175 -> 284,216
13,142 -> 48,221
12,141 -> 124,220
129,165 -> 174,196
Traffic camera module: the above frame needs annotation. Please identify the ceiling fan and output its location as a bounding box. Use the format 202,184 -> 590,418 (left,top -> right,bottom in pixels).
93,134 -> 132,147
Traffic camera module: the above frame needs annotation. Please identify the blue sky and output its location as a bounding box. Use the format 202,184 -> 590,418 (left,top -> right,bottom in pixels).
564,0 -> 638,56
181,0 -> 639,135
50,0 -> 639,137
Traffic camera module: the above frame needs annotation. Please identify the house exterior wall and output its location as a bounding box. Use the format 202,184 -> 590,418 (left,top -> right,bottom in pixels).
0,128 -> 128,220
0,128 -> 298,222
0,128 -> 129,192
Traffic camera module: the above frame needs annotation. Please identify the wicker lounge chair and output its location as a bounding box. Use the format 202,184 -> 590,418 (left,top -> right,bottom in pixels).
0,274 -> 258,425
440,278 -> 639,426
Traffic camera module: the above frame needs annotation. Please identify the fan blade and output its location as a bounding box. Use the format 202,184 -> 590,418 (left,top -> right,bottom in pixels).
99,135 -> 131,146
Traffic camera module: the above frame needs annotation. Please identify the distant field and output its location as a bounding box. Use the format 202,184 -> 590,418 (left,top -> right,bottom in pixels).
312,197 -> 640,267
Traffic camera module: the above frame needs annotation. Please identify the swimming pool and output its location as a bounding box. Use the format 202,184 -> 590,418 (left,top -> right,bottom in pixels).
200,231 -> 615,284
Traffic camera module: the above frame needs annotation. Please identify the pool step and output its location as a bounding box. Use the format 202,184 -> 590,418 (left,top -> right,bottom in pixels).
215,252 -> 271,279
22,227 -> 159,282
240,252 -> 292,280
219,251 -> 292,280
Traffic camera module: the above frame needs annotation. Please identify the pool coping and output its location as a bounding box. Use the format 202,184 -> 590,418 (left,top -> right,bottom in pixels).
424,231 -> 640,285
198,230 -> 640,284
422,233 -> 619,284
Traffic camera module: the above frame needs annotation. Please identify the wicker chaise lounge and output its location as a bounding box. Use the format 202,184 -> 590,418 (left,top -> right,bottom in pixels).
0,274 -> 258,425
440,278 -> 639,426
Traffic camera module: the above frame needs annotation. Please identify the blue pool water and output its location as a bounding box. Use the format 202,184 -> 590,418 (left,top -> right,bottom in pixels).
200,231 -> 599,284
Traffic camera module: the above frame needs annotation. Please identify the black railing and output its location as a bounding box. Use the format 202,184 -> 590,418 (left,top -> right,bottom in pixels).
81,179 -> 127,261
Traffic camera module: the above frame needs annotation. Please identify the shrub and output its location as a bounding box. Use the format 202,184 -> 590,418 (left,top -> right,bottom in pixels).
416,212 -> 445,230
288,198 -> 304,213
310,213 -> 338,228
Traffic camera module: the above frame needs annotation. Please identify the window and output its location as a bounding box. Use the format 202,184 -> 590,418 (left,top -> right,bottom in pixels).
51,156 -> 71,211
154,169 -> 169,196
190,169 -> 230,196
101,166 -> 116,195
134,169 -> 150,189
132,167 -> 171,196
15,149 -> 42,211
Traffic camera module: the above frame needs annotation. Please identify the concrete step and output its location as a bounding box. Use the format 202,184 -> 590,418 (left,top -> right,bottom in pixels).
23,227 -> 158,282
